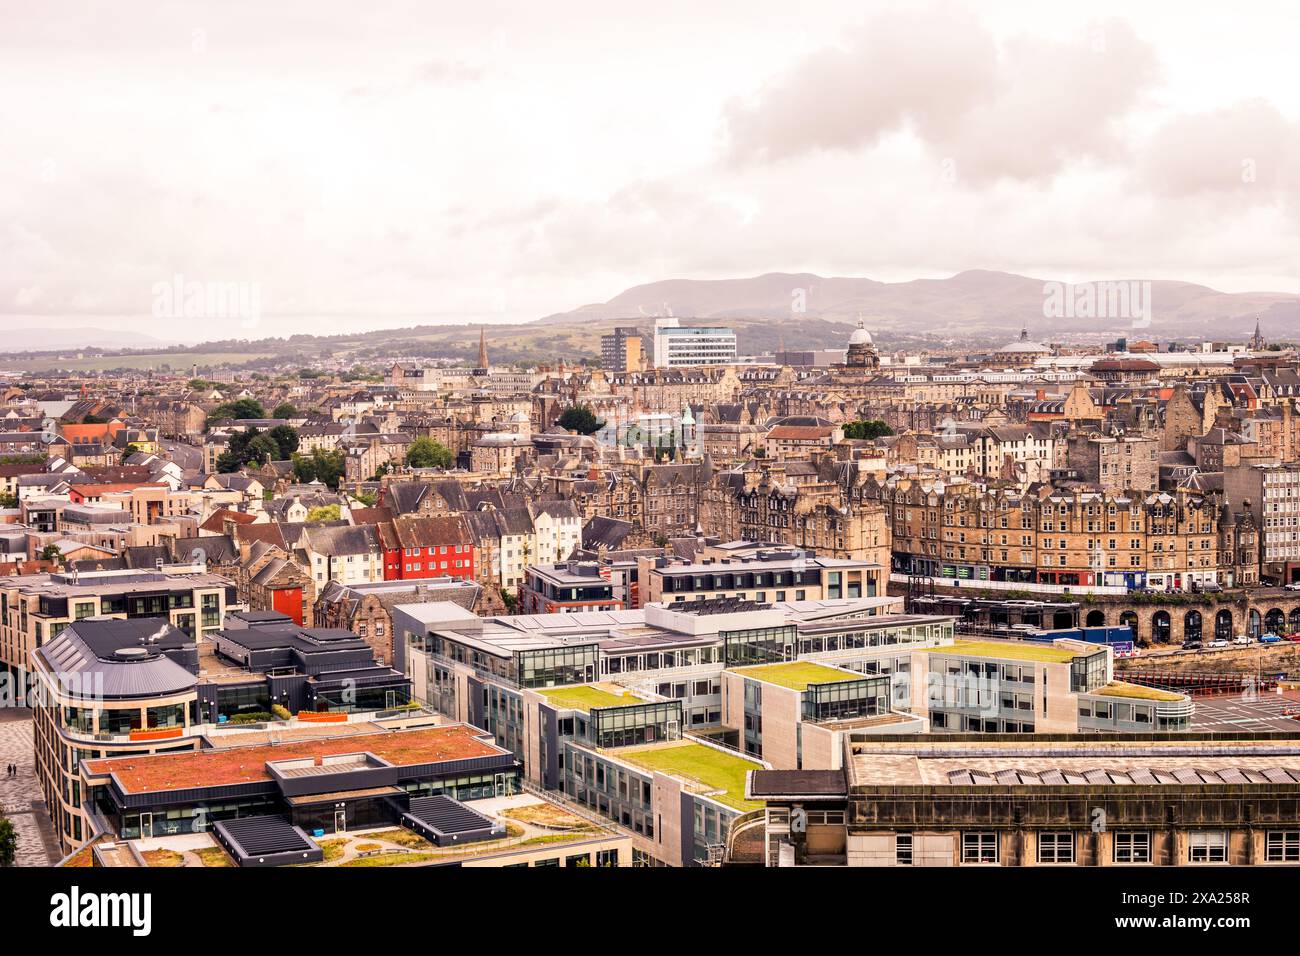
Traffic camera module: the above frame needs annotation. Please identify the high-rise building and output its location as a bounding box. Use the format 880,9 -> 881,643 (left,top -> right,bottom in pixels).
652,318 -> 736,368
601,326 -> 644,372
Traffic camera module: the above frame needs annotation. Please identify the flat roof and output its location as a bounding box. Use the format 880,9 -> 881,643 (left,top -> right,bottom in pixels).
537,683 -> 646,712
83,724 -> 504,796
848,737 -> 1300,787
931,640 -> 1085,664
620,741 -> 765,811
1095,681 -> 1185,702
732,661 -> 860,691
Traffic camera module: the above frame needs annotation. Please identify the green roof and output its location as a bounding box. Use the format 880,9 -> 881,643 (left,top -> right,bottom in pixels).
622,742 -> 764,812
537,684 -> 646,712
936,640 -> 1083,664
1094,681 -> 1185,702
732,661 -> 858,691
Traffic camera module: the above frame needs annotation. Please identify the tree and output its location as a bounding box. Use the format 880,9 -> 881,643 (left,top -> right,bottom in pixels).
557,404 -> 604,435
40,544 -> 62,565
406,436 -> 453,469
208,398 -> 266,421
0,815 -> 15,867
292,448 -> 346,489
121,443 -> 141,462
272,402 -> 298,419
0,492 -> 16,508
842,419 -> 895,440
306,504 -> 341,523
267,424 -> 299,459
216,427 -> 279,472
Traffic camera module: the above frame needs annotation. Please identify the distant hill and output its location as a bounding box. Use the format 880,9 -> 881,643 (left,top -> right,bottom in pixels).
541,270 -> 1299,345
7,326 -> 181,351
5,271 -> 1295,371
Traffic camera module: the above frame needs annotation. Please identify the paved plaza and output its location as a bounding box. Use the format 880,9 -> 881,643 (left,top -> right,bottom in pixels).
0,708 -> 62,866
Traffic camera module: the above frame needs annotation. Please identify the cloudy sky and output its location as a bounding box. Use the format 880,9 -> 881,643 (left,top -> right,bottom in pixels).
2,0 -> 1298,341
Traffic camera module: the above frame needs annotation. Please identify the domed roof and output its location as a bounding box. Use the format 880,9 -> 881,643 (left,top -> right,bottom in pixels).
849,326 -> 874,346
1000,327 -> 1050,354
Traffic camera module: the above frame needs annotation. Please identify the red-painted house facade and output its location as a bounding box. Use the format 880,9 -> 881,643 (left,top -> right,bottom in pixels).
379,514 -> 477,583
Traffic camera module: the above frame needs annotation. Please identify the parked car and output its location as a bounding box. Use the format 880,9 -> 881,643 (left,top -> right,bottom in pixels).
1284,633 -> 1300,643
1259,634 -> 1283,644
1182,640 -> 1203,651
1285,583 -> 1300,591
1232,635 -> 1252,646
1207,639 -> 1229,648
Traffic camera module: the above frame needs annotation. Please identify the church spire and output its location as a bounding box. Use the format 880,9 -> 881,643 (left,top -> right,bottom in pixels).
477,326 -> 489,370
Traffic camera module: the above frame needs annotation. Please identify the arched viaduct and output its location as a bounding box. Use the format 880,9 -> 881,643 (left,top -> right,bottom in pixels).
1077,589 -> 1300,646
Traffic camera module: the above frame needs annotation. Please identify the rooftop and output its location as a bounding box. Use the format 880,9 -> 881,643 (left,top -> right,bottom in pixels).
733,661 -> 859,691
933,640 -> 1087,664
620,741 -> 765,811
846,736 -> 1300,787
83,724 -> 503,795
1094,681 -> 1186,702
537,683 -> 646,712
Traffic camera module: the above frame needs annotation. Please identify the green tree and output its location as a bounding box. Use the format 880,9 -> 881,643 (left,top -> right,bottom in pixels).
272,402 -> 298,419
208,398 -> 267,421
0,815 -> 15,867
292,448 -> 346,489
557,404 -> 604,435
842,419 -> 894,440
0,492 -> 16,508
406,436 -> 454,469
306,504 -> 341,523
267,424 -> 299,459
40,544 -> 63,565
121,443 -> 141,462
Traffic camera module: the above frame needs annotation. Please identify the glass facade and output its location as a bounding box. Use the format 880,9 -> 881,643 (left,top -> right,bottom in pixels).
723,625 -> 797,666
517,644 -> 599,688
801,676 -> 891,722
589,701 -> 682,749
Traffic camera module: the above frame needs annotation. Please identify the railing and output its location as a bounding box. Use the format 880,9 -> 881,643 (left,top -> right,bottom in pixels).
519,780 -> 618,833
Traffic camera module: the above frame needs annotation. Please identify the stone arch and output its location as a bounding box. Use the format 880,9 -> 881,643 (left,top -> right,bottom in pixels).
1290,607 -> 1300,635
1265,608 -> 1286,636
1248,609 -> 1262,639
1085,609 -> 1106,628
1152,610 -> 1171,644
1183,610 -> 1202,643
1215,609 -> 1234,641
1119,610 -> 1139,642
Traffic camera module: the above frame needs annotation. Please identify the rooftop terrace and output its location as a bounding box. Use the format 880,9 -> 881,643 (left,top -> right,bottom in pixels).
935,640 -> 1086,664
1094,681 -> 1186,702
537,683 -> 646,712
621,741 -> 765,812
732,661 -> 859,691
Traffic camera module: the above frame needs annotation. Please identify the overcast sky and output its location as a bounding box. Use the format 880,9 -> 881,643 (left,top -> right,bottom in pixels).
2,0 -> 1298,341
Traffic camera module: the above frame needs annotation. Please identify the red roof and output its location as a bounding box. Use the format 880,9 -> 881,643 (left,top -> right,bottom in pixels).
198,508 -> 258,533
83,724 -> 502,795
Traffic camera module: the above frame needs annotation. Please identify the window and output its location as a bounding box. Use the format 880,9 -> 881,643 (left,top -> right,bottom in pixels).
1188,830 -> 1227,864
895,832 -> 913,866
1038,831 -> 1074,864
1265,831 -> 1300,863
961,831 -> 998,864
1113,831 -> 1151,864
